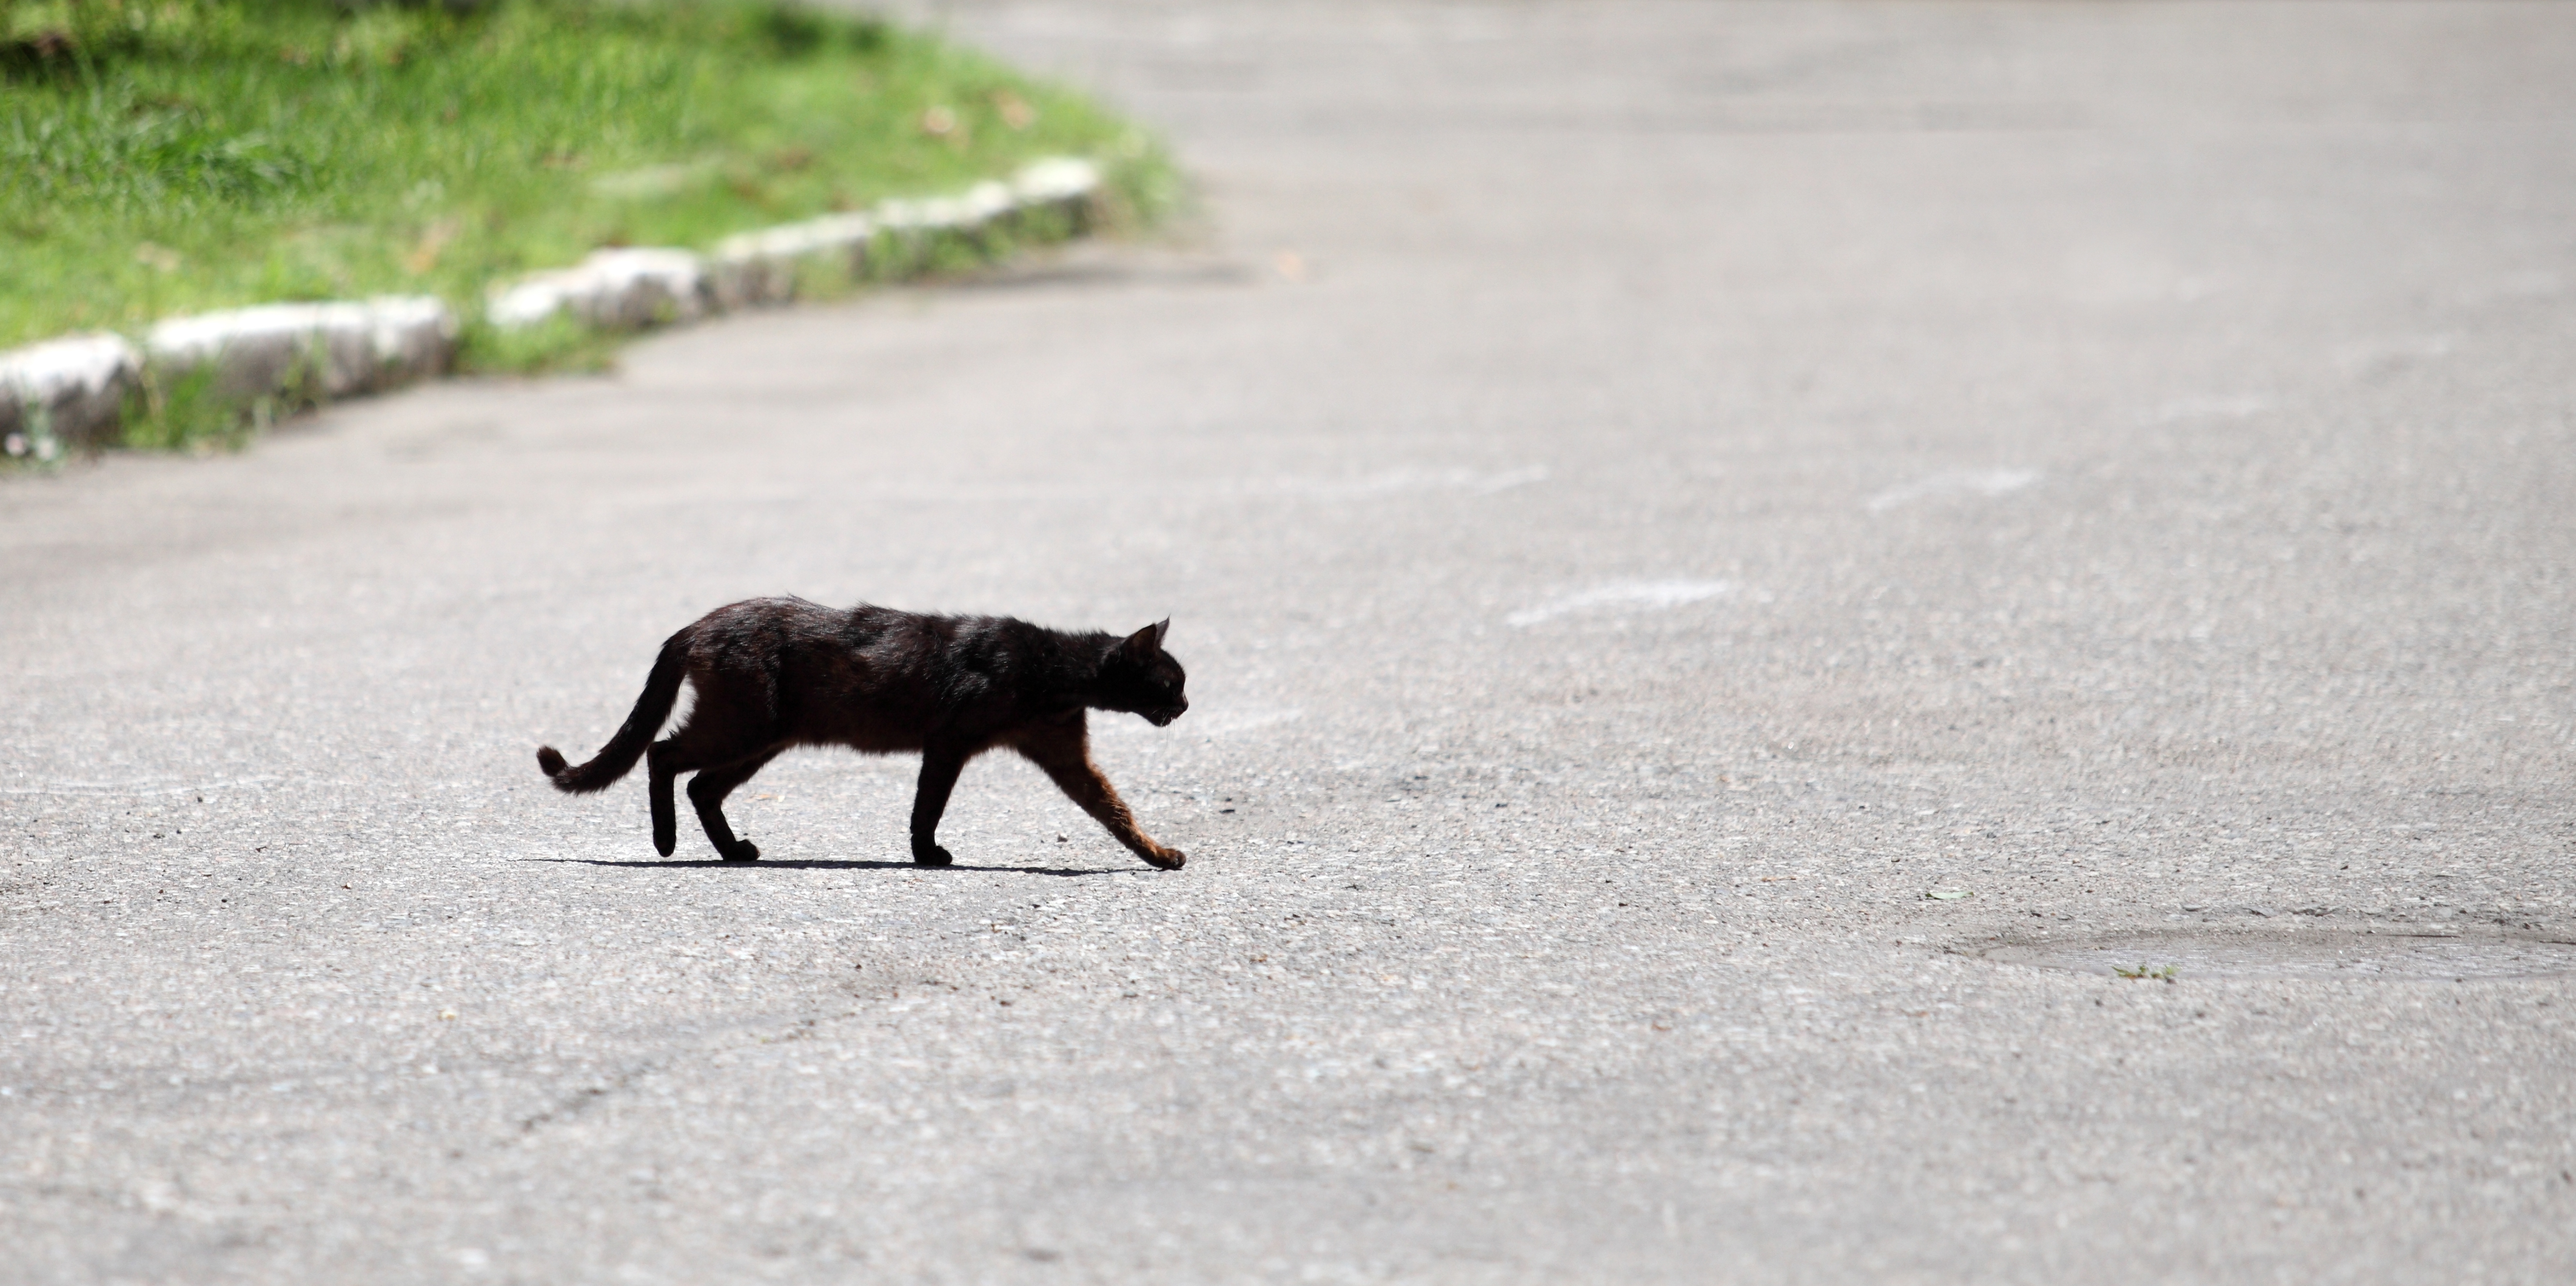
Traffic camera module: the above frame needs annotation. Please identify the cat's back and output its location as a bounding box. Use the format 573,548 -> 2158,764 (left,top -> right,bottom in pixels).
837,601 -> 976,667
688,595 -> 845,657
691,596 -> 993,660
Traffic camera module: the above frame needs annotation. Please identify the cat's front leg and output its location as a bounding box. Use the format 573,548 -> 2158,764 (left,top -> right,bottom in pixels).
1013,733 -> 1185,870
908,747 -> 966,866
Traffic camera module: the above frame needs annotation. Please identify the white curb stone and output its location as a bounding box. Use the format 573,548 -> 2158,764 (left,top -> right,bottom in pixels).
710,212 -> 876,310
873,184 -> 1005,237
486,247 -> 712,331
1011,157 -> 1102,210
0,334 -> 143,456
960,179 -> 1020,225
146,297 -> 458,402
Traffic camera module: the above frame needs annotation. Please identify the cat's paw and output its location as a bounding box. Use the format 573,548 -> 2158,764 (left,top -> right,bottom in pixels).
721,840 -> 760,863
913,844 -> 954,867
654,829 -> 677,858
1141,847 -> 1186,870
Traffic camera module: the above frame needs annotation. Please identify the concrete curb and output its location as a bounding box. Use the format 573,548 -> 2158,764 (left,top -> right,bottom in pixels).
1,157 -> 1104,460
488,248 -> 711,331
149,298 -> 461,405
494,158 -> 1099,328
0,335 -> 142,460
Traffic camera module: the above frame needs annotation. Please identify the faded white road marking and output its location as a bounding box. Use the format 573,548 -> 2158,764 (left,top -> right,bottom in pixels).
2476,271 -> 2562,301
2138,395 -> 2267,425
1459,465 -> 1549,494
1287,465 -> 1548,498
1864,468 -> 2041,514
1508,579 -> 1731,628
2338,335 -> 2455,376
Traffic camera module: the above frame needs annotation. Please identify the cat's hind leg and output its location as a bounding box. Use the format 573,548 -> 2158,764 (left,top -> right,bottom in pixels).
645,738 -> 693,857
641,669 -> 775,859
649,727 -> 757,855
688,748 -> 781,863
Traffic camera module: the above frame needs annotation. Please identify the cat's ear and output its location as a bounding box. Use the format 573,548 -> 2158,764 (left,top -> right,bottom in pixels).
1123,620 -> 1167,660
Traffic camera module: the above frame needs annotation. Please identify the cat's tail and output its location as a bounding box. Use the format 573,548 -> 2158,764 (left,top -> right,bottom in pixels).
536,626 -> 695,795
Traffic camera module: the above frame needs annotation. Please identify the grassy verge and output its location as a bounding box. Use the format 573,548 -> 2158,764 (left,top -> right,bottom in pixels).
1,0 -> 1178,370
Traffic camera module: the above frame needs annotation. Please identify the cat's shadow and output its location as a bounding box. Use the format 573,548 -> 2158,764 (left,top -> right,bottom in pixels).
529,857 -> 1135,878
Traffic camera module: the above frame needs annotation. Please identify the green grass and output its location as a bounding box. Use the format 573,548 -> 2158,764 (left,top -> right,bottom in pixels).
0,0 -> 1176,356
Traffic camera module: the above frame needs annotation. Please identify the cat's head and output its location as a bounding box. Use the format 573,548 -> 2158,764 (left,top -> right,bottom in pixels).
1099,619 -> 1188,725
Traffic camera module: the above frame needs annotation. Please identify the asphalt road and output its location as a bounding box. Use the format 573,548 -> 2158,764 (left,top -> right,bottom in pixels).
6,2 -> 2575,1281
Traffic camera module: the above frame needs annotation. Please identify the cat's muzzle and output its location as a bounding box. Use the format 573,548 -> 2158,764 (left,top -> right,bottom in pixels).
1145,700 -> 1187,727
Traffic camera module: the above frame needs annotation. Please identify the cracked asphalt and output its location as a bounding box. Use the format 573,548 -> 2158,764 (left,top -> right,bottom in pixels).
5,2 -> 2574,1281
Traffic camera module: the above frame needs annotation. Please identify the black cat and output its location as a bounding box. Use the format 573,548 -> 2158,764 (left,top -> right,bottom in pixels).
537,598 -> 1189,868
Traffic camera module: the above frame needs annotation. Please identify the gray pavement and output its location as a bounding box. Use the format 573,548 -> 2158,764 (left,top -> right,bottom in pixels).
6,2 -> 2575,1281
